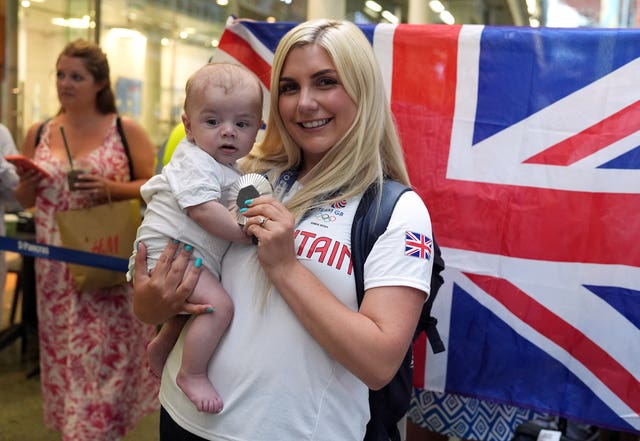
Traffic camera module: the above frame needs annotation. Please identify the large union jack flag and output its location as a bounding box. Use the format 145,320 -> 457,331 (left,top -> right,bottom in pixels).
213,18 -> 640,434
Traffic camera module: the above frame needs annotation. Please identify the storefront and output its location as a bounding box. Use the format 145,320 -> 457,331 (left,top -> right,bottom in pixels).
5,0 -> 271,148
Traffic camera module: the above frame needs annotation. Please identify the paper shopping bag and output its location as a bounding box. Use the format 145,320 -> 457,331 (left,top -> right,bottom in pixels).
55,199 -> 141,291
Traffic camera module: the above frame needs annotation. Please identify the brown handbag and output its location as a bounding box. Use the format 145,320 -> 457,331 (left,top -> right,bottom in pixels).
55,198 -> 141,291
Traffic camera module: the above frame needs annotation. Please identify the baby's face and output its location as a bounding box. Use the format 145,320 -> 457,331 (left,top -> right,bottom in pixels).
184,86 -> 262,166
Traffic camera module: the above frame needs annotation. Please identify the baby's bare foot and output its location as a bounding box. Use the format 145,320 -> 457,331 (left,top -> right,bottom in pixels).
176,371 -> 224,413
147,338 -> 171,378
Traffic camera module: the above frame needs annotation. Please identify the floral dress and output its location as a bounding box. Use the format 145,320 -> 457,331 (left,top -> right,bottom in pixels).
32,118 -> 159,441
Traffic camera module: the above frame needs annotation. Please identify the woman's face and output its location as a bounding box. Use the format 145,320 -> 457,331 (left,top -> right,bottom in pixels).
56,55 -> 103,110
277,44 -> 357,170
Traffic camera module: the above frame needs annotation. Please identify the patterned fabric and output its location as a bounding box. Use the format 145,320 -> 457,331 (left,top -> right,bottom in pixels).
409,389 -> 548,441
33,118 -> 159,441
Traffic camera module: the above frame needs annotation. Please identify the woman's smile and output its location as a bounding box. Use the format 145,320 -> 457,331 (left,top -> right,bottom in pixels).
298,118 -> 333,129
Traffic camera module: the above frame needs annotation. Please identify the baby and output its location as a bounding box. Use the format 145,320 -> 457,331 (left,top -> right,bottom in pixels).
129,62 -> 263,413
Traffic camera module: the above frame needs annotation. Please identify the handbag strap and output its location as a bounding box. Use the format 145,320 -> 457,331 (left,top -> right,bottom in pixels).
115,116 -> 134,181
34,117 -> 51,147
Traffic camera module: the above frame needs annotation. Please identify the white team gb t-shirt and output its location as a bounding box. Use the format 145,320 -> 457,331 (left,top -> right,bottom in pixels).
160,186 -> 434,441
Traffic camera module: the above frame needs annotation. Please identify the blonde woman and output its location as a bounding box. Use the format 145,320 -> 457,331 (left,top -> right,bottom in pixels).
133,19 -> 434,441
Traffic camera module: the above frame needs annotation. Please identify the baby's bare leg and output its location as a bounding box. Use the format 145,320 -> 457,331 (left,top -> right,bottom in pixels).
147,315 -> 190,377
176,269 -> 233,413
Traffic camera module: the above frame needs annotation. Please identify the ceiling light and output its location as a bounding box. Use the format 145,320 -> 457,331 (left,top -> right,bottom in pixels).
216,0 -> 229,5
161,38 -> 169,46
365,1 -> 383,12
381,10 -> 399,23
21,0 -> 31,7
429,0 -> 445,13
108,28 -> 144,39
439,10 -> 455,24
51,15 -> 92,29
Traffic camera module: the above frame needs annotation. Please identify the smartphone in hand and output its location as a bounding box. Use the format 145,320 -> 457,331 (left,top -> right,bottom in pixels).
6,154 -> 51,178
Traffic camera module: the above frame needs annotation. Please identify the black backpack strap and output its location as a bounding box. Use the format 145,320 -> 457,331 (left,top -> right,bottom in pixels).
352,180 -> 410,306
352,180 -> 446,354
352,180 -> 413,441
116,116 -> 134,181
353,180 -> 446,441
420,236 -> 446,353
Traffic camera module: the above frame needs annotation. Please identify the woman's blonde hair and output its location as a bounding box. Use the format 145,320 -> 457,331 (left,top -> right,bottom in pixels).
242,19 -> 410,223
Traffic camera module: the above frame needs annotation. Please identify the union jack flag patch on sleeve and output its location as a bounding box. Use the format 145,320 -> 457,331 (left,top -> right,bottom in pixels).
405,231 -> 432,260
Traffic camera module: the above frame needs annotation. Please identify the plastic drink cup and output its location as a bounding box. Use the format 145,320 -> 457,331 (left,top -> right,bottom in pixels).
67,169 -> 87,190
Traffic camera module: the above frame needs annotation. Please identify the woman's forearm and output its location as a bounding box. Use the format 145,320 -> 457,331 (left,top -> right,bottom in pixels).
106,179 -> 146,201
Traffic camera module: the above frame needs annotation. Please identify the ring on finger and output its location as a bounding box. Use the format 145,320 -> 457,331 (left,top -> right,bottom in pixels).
258,216 -> 268,226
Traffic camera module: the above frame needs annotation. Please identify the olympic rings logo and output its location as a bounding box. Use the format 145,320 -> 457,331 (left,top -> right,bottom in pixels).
316,213 -> 336,222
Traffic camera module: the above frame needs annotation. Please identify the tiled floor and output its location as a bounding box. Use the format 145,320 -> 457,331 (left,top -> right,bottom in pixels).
0,257 -> 159,441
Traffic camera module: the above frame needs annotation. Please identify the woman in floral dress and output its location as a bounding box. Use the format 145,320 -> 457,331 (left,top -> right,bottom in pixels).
14,40 -> 159,441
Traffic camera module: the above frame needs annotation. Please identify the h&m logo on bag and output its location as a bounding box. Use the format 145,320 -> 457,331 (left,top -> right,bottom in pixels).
90,234 -> 120,255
